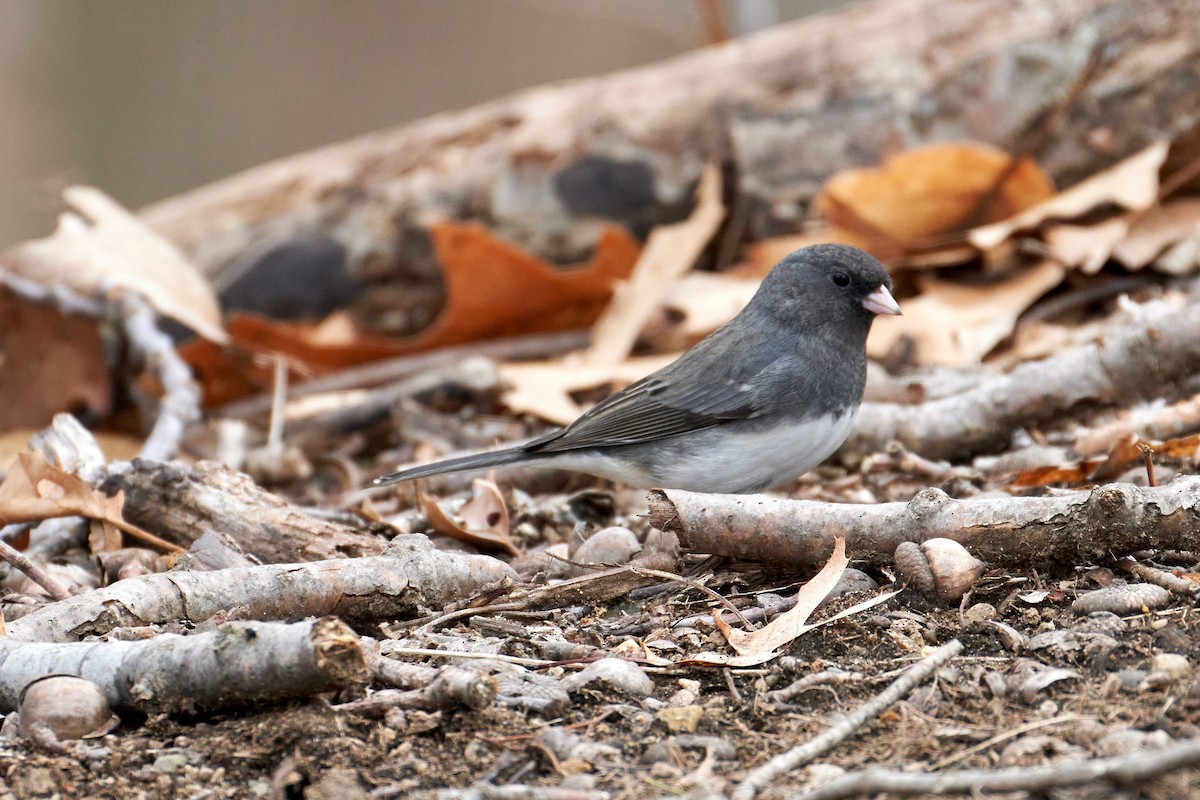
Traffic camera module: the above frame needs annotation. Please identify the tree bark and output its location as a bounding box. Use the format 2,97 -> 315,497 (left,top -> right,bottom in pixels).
138,0 -> 1200,335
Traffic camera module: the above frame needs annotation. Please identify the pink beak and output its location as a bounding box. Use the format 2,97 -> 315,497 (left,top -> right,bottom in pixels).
862,285 -> 901,316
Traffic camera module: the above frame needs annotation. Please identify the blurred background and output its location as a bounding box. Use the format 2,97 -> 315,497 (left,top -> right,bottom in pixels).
0,0 -> 844,248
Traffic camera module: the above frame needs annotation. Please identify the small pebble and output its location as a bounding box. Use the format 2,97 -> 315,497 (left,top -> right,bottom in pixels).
657,705 -> 703,734
152,753 -> 190,774
963,603 -> 997,625
1150,653 -> 1192,680
571,526 -> 640,574
1115,670 -> 1148,690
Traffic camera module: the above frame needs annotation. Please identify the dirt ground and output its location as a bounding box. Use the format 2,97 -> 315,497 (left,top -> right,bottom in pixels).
4,462 -> 1200,799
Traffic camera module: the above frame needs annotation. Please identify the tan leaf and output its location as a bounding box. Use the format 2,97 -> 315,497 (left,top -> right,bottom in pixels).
422,480 -> 516,556
657,272 -> 760,346
499,354 -> 675,425
969,141 -> 1169,250
584,165 -> 725,365
1043,218 -> 1131,274
1114,198 -> 1200,270
0,187 -> 226,343
867,260 -> 1065,366
0,452 -> 180,552
715,537 -> 850,657
819,142 -> 1054,250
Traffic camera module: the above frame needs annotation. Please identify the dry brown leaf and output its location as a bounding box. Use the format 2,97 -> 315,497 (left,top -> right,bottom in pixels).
1012,432 -> 1200,488
584,165 -> 724,365
0,452 -> 180,552
969,142 -> 1170,251
818,142 -> 1054,252
421,480 -> 516,556
0,187 -> 226,343
499,354 -> 675,425
867,259 -> 1065,366
1113,198 -> 1200,270
418,223 -> 640,350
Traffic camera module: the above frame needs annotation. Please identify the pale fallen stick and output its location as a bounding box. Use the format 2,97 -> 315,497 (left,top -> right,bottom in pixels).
794,736 -> 1200,800
732,639 -> 963,800
0,617 -> 364,714
649,477 -> 1200,569
6,535 -> 516,643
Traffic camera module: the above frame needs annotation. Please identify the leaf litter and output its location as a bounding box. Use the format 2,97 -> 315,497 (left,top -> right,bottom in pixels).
8,119 -> 1200,798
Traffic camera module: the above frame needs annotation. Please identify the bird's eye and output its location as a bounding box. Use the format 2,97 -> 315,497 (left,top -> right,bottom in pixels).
831,271 -> 851,288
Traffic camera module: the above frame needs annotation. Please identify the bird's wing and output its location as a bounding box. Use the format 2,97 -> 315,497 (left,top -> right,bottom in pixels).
528,341 -> 795,453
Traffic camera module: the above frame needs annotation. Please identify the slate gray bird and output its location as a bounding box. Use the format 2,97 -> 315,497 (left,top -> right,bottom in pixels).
375,244 -> 900,493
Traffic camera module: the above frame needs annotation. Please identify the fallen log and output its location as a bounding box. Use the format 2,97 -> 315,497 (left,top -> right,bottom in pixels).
648,477 -> 1200,570
139,0 -> 1200,335
842,297 -> 1200,463
0,618 -> 365,714
6,535 -> 517,643
100,459 -> 385,563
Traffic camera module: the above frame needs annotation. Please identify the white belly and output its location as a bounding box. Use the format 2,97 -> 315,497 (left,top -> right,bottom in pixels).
547,409 -> 856,493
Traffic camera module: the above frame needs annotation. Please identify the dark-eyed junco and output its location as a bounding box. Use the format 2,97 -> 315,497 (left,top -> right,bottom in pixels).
375,244 -> 899,493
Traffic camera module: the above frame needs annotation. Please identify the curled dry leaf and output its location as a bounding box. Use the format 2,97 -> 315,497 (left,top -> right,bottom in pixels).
421,479 -> 516,556
0,186 -> 226,343
818,142 -> 1054,253
685,538 -> 900,667
969,141 -> 1169,251
0,452 -> 179,552
1113,198 -> 1200,270
867,259 -> 1065,366
1044,218 -> 1131,274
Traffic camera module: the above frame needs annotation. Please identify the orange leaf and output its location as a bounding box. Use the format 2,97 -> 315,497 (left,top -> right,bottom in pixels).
818,142 -> 1054,251
179,225 -> 641,406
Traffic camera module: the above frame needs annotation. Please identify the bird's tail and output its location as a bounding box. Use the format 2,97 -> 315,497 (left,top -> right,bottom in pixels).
373,446 -> 529,486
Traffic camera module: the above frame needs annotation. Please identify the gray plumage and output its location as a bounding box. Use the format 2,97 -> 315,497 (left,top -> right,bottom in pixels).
375,243 -> 898,493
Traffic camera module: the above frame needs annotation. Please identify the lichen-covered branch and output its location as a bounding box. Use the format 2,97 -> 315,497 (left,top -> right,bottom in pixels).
649,477 -> 1200,570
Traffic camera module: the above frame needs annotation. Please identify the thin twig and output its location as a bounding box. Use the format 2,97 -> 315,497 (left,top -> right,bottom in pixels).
631,566 -> 752,628
794,736 -> 1200,800
732,639 -> 963,800
931,712 -> 1099,770
0,539 -> 71,601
